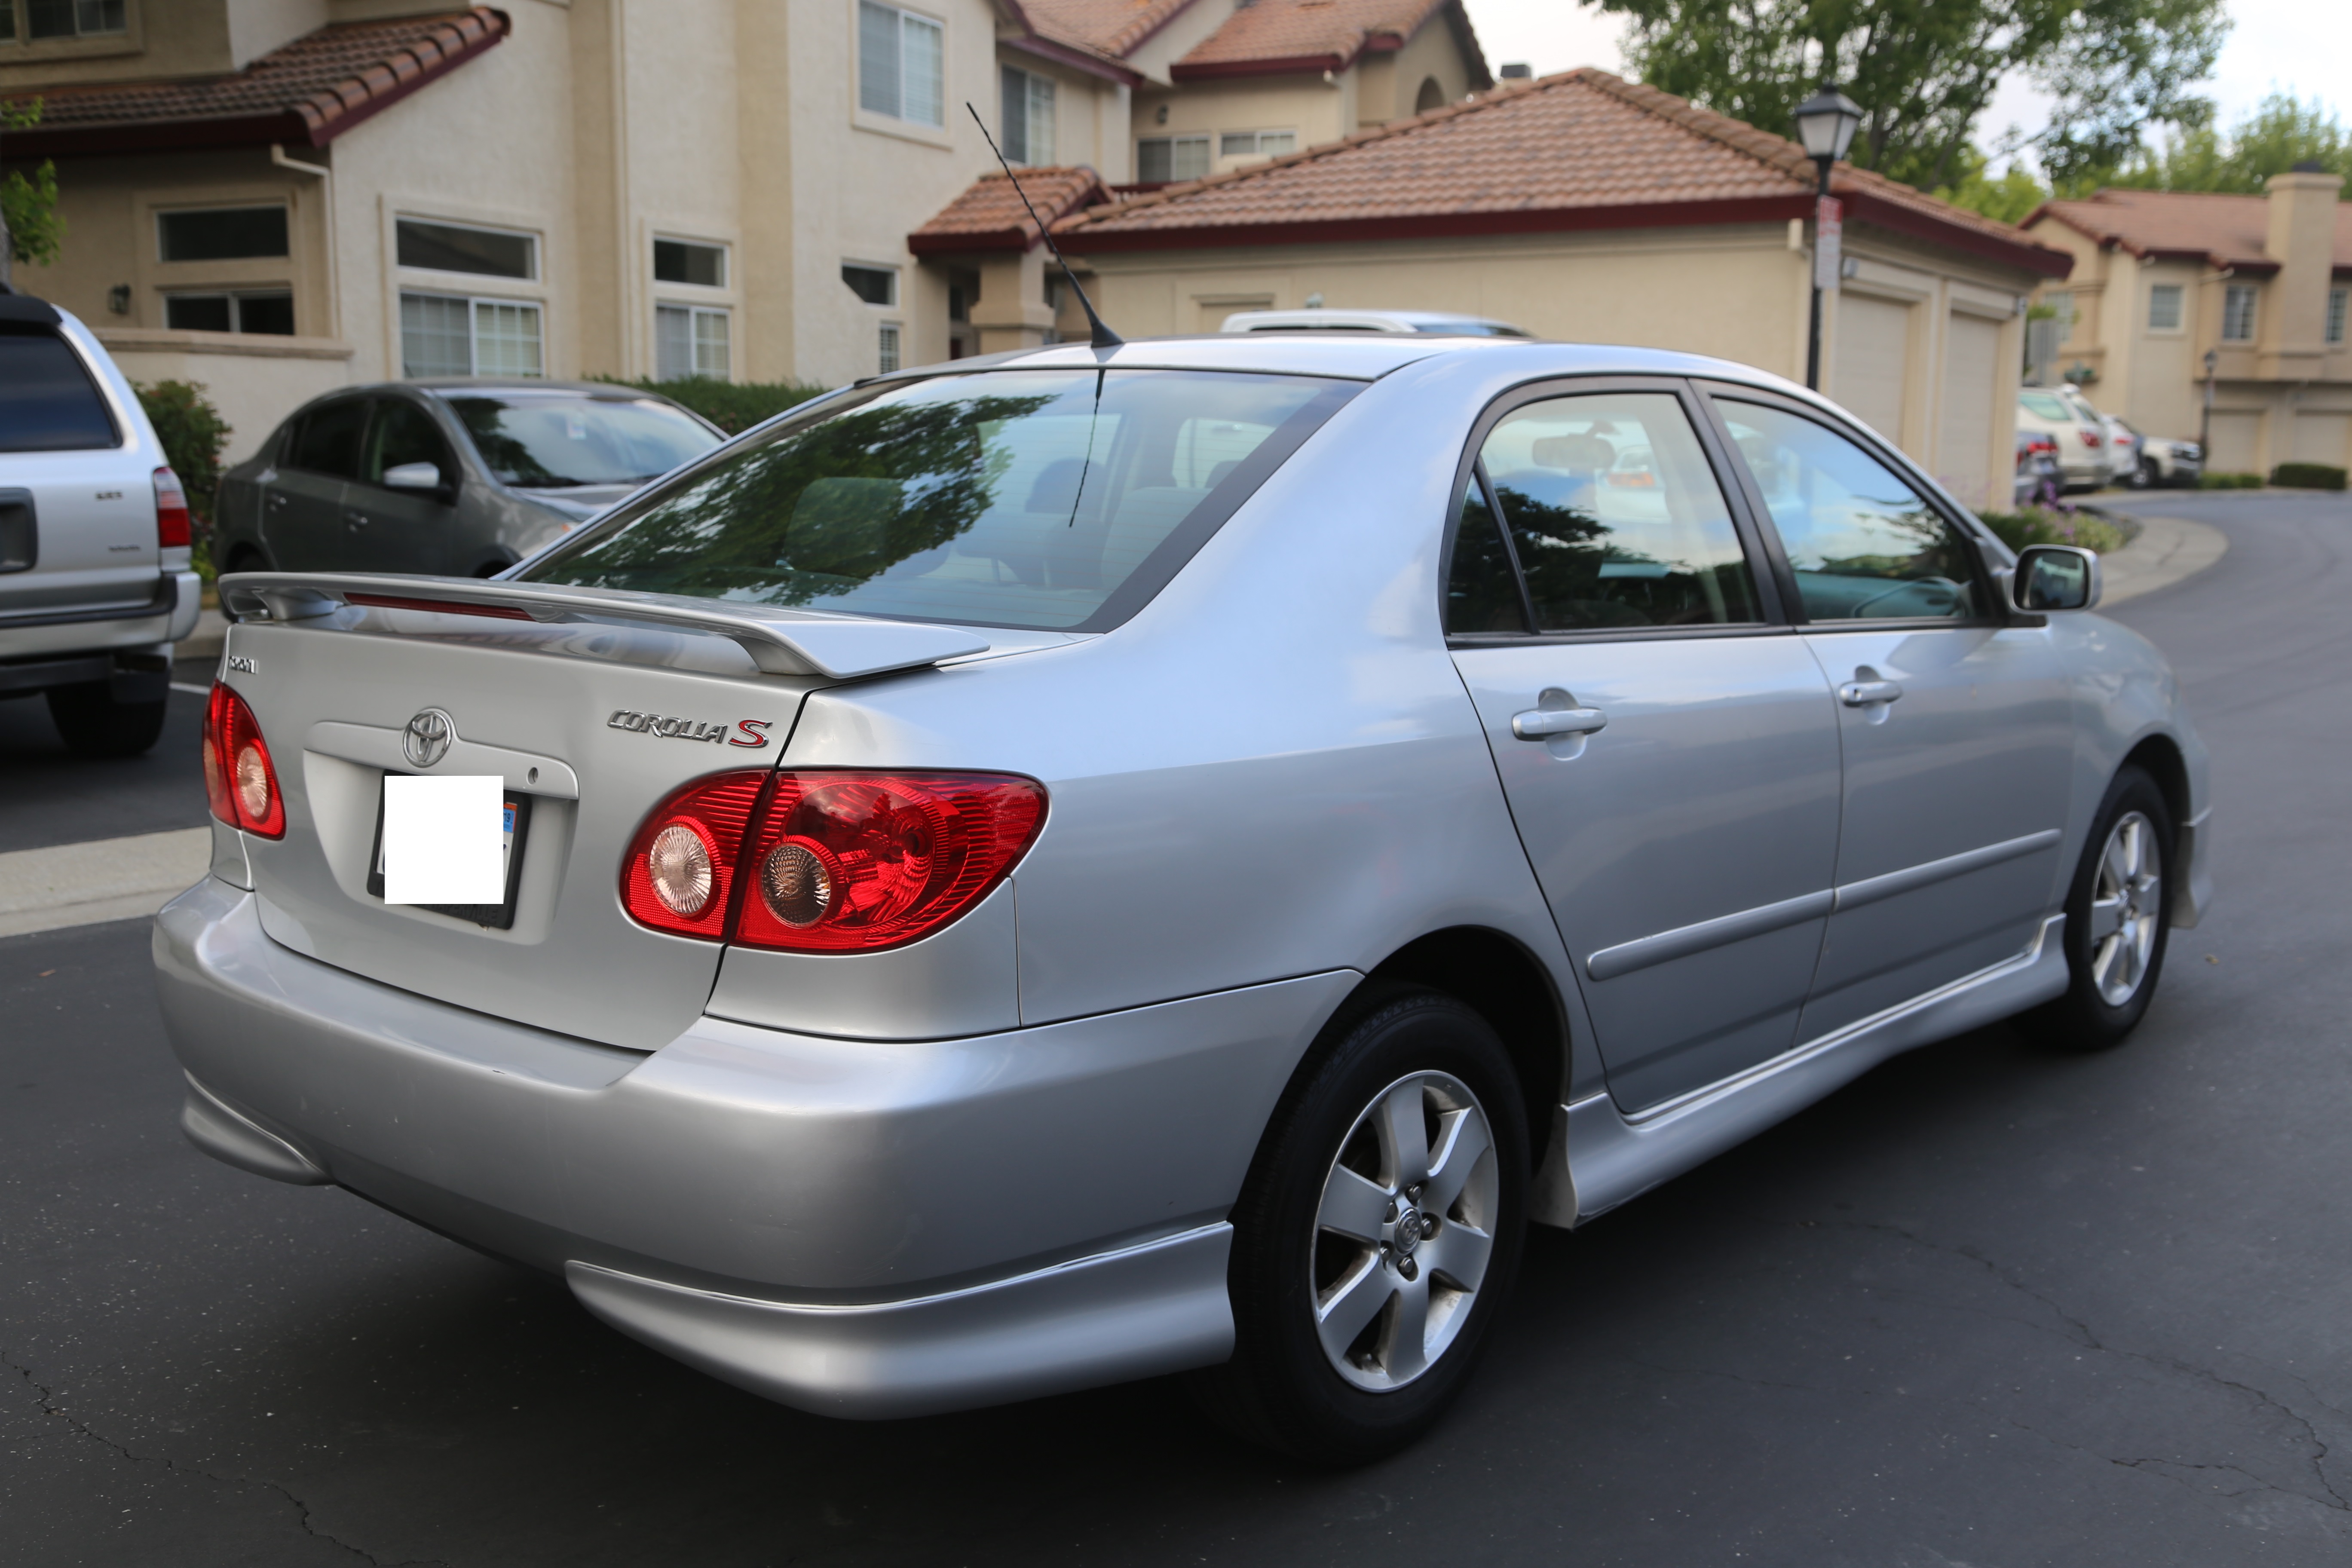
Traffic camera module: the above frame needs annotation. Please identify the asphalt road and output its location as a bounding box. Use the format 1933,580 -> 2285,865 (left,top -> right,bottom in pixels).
0,668 -> 214,855
4,491 -> 2348,1566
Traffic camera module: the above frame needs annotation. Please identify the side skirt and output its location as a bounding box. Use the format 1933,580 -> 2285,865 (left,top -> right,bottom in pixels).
1534,915 -> 2068,1227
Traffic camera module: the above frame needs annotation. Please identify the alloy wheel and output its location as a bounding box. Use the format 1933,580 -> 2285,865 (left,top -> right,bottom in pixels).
2089,809 -> 2163,1007
1311,1071 -> 1499,1392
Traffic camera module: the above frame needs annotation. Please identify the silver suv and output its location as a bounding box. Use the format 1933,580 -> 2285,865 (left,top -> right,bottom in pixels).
0,295 -> 201,755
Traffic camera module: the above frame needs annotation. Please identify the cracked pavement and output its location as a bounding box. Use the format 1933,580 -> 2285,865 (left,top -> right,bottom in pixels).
5,490 -> 2351,1565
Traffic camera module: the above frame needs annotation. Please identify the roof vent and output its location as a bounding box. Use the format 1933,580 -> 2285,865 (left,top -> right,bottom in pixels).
1499,62 -> 1532,80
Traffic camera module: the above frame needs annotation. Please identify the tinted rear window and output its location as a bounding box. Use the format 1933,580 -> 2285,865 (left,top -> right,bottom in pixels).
0,329 -> 120,452
518,369 -> 1355,632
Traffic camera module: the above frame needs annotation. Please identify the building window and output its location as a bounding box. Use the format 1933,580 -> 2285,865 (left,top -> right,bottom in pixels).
858,0 -> 943,128
841,263 -> 897,306
1217,129 -> 1296,159
156,206 -> 287,262
400,291 -> 543,378
396,217 -> 536,280
2222,283 -> 2257,342
164,291 -> 294,335
2147,283 -> 2182,332
653,238 -> 726,288
21,0 -> 125,39
1001,65 -> 1055,165
878,323 -> 901,375
2043,290 -> 2072,343
2329,287 -> 2347,346
656,304 -> 730,380
1137,135 -> 1210,183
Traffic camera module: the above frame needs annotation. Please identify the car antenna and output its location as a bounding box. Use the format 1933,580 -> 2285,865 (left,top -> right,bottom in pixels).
965,102 -> 1121,349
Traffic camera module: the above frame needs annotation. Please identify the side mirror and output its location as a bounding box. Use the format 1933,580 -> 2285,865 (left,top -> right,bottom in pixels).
382,462 -> 446,493
2013,544 -> 2101,612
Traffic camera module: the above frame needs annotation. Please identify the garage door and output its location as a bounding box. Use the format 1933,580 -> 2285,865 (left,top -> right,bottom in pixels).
2292,413 -> 2350,466
1937,313 -> 2000,504
1834,294 -> 1910,443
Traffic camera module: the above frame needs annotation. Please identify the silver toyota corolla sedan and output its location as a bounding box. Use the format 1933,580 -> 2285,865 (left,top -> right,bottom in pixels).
157,335 -> 2211,1462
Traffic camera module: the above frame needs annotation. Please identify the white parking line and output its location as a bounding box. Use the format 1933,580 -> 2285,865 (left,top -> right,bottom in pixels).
0,828 -> 213,938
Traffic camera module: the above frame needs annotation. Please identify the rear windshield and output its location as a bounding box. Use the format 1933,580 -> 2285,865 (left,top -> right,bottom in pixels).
439,393 -> 720,489
517,368 -> 1356,632
0,328 -> 120,452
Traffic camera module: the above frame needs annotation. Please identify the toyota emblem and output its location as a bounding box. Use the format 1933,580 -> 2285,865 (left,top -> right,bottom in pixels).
402,707 -> 456,769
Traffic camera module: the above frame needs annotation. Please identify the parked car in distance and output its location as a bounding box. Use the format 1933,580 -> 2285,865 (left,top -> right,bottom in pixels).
212,382 -> 723,579
163,334 -> 2210,1466
1222,308 -> 1532,338
0,294 -> 200,756
2017,386 -> 2109,491
2123,423 -> 2203,489
2015,428 -> 2063,505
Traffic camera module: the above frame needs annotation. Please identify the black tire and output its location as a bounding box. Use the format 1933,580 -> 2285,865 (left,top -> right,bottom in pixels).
2023,766 -> 2175,1051
1192,983 -> 1528,1464
223,545 -> 270,575
45,680 -> 169,759
2130,457 -> 2157,490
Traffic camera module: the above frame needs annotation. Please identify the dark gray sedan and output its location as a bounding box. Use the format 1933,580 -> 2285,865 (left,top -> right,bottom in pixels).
213,382 -> 723,579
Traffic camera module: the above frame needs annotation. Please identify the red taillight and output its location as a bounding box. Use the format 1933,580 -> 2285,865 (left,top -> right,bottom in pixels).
204,683 -> 285,839
617,771 -> 772,939
618,769 -> 1046,952
2082,430 -> 2102,448
154,467 -> 191,549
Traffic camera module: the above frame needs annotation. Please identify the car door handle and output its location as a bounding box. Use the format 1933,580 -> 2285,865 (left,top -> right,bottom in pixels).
1512,707 -> 1608,740
1839,680 -> 1903,707
266,493 -> 288,509
345,511 -> 371,527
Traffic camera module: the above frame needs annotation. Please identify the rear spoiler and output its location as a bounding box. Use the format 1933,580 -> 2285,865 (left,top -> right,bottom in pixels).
217,572 -> 990,680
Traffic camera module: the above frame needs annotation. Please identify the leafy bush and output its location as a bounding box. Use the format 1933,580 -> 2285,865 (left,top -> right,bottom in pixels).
595,376 -> 833,436
2269,461 -> 2348,491
135,380 -> 232,579
2197,471 -> 2264,489
1975,505 -> 2128,555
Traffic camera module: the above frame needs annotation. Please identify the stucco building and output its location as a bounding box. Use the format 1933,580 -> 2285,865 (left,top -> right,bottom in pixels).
2023,171 -> 2352,475
1042,69 -> 2072,507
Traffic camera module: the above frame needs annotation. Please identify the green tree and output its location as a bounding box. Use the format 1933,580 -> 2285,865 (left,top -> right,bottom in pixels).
1,98 -> 65,279
1586,0 -> 2227,193
1934,145 -> 2051,223
2110,92 -> 2351,192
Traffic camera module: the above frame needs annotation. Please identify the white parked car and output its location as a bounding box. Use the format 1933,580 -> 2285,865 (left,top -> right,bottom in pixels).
2016,387 -> 2110,492
2122,424 -> 2203,489
1222,308 -> 1531,338
0,294 -> 202,754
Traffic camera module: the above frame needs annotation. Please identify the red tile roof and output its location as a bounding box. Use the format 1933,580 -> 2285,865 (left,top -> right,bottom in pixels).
0,8 -> 508,157
1059,67 -> 2071,278
1015,0 -> 1204,61
2029,187 -> 2352,276
910,166 -> 1114,255
1173,0 -> 1487,86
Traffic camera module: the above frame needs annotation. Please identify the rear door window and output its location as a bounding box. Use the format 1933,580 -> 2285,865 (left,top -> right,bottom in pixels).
0,328 -> 120,451
519,369 -> 1357,631
1468,390 -> 1761,630
288,398 -> 370,479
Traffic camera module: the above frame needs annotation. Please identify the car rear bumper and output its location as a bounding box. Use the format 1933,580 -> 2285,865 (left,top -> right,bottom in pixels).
153,876 -> 1354,1416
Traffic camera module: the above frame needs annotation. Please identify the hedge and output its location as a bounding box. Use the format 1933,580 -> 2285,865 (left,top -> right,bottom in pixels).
596,375 -> 833,435
134,379 -> 232,579
1974,505 -> 2128,556
2197,471 -> 2265,490
2269,462 -> 2348,491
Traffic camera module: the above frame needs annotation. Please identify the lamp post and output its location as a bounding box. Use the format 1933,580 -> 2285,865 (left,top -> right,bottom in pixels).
1793,86 -> 1863,392
2199,347 -> 2217,461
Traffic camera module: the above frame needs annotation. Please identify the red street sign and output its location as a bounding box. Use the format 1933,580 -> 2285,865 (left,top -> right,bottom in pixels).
1814,196 -> 1844,291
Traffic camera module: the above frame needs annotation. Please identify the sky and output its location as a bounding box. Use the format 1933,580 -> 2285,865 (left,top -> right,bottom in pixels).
1460,0 -> 2352,158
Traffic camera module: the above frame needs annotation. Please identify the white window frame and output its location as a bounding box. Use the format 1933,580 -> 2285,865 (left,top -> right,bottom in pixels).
395,215 -> 539,282
652,235 -> 729,291
399,290 -> 545,379
2328,287 -> 2348,347
842,260 -> 899,308
1216,129 -> 1298,160
877,321 -> 902,376
2146,282 -> 2183,334
162,289 -> 294,335
2221,283 -> 2257,343
1137,134 -> 1211,184
154,204 -> 289,263
655,302 -> 732,381
1001,64 -> 1056,165
858,0 -> 945,130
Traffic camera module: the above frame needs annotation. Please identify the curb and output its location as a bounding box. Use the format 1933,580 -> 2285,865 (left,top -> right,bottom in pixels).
2101,515 -> 2227,606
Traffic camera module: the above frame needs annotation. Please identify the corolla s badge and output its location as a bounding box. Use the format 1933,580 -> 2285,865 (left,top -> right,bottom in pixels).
402,707 -> 456,769
608,710 -> 772,749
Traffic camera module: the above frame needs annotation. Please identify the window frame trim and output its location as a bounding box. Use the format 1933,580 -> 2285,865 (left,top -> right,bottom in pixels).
654,301 -> 733,381
393,214 -> 541,284
1439,373 -> 1795,649
856,0 -> 948,134
2220,282 -> 2259,343
1692,380 -> 2009,634
398,288 -> 547,380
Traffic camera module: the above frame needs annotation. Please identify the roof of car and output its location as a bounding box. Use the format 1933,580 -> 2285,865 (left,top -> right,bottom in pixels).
400,380 -> 685,398
1224,309 -> 1521,331
881,332 -> 1806,393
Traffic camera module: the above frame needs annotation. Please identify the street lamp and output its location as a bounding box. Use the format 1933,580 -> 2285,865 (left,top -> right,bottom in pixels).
1793,85 -> 1862,392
